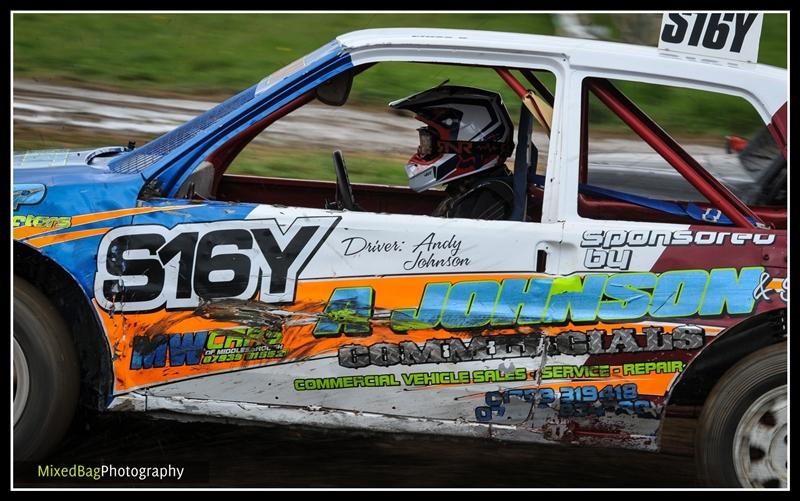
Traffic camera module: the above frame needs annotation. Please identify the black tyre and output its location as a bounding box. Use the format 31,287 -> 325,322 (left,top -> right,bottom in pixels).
695,342 -> 787,487
14,276 -> 80,461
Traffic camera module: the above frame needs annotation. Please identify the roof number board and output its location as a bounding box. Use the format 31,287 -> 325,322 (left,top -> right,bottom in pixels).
658,13 -> 763,63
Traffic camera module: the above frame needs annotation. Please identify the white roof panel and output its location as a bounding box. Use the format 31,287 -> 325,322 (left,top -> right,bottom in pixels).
338,29 -> 784,83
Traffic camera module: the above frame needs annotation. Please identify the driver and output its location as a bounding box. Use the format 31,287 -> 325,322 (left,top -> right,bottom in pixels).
389,85 -> 516,220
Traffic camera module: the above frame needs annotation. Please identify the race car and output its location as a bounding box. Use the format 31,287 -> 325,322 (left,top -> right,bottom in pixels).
13,23 -> 786,488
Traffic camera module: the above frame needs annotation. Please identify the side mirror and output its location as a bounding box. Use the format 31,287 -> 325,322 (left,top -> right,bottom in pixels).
315,70 -> 353,106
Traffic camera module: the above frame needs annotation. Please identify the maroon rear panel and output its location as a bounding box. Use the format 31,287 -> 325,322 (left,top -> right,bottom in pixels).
217,175 -> 446,215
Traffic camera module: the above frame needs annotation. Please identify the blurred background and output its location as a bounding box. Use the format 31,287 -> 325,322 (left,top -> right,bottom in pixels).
13,13 -> 787,186
13,13 -> 787,103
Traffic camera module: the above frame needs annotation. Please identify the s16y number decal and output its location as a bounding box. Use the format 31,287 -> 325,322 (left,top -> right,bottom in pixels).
94,217 -> 338,312
658,13 -> 763,63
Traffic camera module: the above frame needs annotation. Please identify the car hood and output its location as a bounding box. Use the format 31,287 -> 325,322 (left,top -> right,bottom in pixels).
13,146 -> 129,169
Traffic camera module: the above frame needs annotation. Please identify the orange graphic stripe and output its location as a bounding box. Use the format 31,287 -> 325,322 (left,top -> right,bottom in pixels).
768,279 -> 785,290
27,227 -> 111,248
538,373 -> 675,398
14,204 -> 202,240
97,273 -> 723,393
452,373 -> 678,400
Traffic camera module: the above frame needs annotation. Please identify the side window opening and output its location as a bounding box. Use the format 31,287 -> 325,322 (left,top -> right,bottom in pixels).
206,62 -> 556,223
578,77 -> 784,229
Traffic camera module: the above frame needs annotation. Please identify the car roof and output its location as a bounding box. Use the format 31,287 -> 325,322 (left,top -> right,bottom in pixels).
336,28 -> 786,91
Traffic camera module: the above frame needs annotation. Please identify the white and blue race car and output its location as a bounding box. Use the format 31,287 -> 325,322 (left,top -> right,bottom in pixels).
14,22 -> 787,487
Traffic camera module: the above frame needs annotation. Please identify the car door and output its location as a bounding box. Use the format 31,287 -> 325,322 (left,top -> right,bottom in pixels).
95,197 -> 563,423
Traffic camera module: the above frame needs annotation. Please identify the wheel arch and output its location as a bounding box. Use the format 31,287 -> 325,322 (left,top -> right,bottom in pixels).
14,241 -> 114,411
667,309 -> 787,408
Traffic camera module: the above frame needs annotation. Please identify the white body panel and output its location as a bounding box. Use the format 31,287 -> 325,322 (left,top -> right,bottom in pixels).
245,205 -> 562,279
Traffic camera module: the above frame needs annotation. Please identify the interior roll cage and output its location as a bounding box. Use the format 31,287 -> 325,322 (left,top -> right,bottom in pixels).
494,67 -> 768,229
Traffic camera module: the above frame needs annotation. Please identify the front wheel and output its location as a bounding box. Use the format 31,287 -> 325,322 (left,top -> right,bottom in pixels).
14,276 -> 80,461
695,342 -> 787,488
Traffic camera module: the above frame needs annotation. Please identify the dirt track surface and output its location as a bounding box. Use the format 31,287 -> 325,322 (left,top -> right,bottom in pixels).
14,80 -> 729,156
15,411 -> 699,488
13,80 -> 421,155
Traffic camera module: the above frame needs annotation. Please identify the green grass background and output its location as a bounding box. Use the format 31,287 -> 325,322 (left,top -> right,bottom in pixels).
14,14 -> 787,92
13,14 -> 559,95
14,13 -> 786,136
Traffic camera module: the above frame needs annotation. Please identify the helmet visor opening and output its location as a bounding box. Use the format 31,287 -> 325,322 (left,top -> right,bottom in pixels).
417,127 -> 439,160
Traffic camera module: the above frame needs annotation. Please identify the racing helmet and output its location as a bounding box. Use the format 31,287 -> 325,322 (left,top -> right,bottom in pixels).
389,85 -> 515,192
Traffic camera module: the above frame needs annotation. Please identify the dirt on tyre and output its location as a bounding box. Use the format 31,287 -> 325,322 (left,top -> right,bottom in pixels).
14,276 -> 80,461
696,342 -> 787,488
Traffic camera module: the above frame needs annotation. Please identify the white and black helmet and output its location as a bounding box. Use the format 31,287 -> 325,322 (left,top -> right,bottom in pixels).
389,85 -> 515,192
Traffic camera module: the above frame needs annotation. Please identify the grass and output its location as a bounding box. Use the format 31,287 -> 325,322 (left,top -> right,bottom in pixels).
12,13 -> 556,98
13,13 -> 787,139
229,147 -> 410,186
